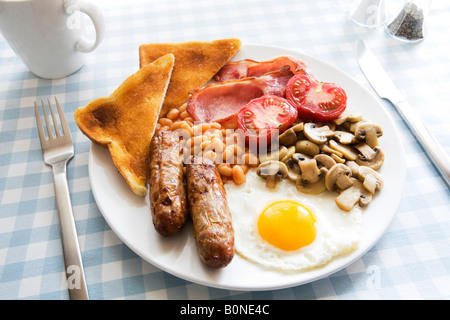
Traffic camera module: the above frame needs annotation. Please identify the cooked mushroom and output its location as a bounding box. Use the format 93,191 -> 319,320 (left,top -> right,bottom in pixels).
256,160 -> 289,188
345,160 -> 360,176
353,142 -> 376,160
292,152 -> 311,163
296,174 -> 326,194
328,140 -> 358,161
298,158 -> 321,183
296,158 -> 327,194
304,123 -> 335,144
335,178 -> 372,211
291,122 -> 304,133
284,157 -> 301,181
258,150 -> 279,163
332,109 -> 363,125
354,143 -> 385,170
280,146 -> 296,162
331,153 -> 346,164
320,143 -> 343,158
325,163 -> 353,192
278,146 -> 289,161
334,130 -> 357,144
314,154 -> 336,170
295,140 -> 320,156
357,166 -> 384,194
278,128 -> 298,146
354,122 -> 383,148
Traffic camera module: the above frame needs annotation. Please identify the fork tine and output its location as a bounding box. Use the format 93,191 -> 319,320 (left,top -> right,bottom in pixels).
34,101 -> 48,146
54,97 -> 72,141
41,99 -> 54,140
47,98 -> 61,138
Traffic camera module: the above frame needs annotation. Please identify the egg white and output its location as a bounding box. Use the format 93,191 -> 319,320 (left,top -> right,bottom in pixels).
225,169 -> 363,272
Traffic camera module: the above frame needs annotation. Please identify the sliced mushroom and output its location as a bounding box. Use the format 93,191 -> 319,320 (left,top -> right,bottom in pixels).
354,144 -> 385,170
296,159 -> 327,194
354,122 -> 383,148
325,163 -> 353,192
278,128 -> 298,146
304,123 -> 335,144
296,173 -> 327,194
334,130 -> 357,144
278,146 -> 289,161
357,166 -> 384,194
320,143 -> 344,158
284,157 -> 301,181
292,152 -> 311,163
331,153 -> 346,164
298,158 -> 321,183
328,140 -> 358,161
353,142 -> 377,160
256,160 -> 288,188
280,146 -> 296,162
345,160 -> 360,176
258,150 -> 279,163
295,140 -> 320,157
332,109 -> 363,125
314,154 -> 336,170
291,122 -> 304,133
335,178 -> 372,211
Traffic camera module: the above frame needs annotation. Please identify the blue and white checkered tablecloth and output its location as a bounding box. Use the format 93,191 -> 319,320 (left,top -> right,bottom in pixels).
1,0 -> 449,300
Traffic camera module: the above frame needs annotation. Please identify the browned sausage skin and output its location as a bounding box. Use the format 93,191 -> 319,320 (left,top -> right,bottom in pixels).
149,130 -> 188,237
185,156 -> 234,268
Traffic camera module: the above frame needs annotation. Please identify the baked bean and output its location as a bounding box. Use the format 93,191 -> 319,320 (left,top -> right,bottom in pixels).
217,163 -> 233,177
179,111 -> 190,120
223,146 -> 235,163
210,137 -> 224,153
166,108 -> 180,121
203,150 -> 216,162
184,117 -> 194,125
201,140 -> 211,150
232,165 -> 246,185
158,118 -> 172,127
242,152 -> 259,167
234,144 -> 244,157
170,120 -> 188,131
178,103 -> 187,113
179,121 -> 193,137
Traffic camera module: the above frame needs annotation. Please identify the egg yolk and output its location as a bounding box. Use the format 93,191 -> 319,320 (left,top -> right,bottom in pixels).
258,200 -> 317,251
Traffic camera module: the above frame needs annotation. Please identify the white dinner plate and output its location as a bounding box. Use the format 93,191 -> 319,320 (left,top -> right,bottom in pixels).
88,44 -> 406,291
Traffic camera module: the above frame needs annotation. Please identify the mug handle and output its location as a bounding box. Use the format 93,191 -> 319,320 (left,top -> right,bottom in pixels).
64,0 -> 105,53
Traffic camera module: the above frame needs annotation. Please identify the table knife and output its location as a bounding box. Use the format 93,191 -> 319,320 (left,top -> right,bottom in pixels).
355,39 -> 450,188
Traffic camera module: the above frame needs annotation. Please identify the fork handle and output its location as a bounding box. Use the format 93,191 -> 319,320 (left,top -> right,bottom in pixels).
52,161 -> 89,300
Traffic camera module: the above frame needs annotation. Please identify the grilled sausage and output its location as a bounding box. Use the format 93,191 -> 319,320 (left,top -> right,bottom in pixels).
149,130 -> 188,236
185,156 -> 234,268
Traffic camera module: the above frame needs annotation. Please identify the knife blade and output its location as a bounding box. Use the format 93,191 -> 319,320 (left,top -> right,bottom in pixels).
355,39 -> 450,188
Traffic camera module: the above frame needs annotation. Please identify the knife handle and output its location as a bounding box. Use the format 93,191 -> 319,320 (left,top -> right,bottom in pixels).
393,100 -> 450,188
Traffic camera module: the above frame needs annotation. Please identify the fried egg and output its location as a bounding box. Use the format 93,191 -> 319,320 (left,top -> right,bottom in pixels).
225,169 -> 363,271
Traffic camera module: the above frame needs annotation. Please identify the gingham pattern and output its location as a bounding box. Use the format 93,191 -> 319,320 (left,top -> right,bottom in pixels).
1,0 -> 449,300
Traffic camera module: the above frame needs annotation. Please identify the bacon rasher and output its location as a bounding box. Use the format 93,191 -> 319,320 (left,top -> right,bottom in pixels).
214,56 -> 309,82
187,67 -> 294,127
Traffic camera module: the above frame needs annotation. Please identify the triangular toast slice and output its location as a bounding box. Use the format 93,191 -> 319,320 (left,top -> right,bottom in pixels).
139,38 -> 241,117
74,53 -> 175,197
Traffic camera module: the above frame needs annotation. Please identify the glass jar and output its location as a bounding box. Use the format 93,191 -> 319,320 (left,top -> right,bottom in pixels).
385,0 -> 432,42
348,0 -> 389,28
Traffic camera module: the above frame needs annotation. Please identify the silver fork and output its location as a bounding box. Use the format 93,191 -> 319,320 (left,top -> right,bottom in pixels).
34,97 -> 89,300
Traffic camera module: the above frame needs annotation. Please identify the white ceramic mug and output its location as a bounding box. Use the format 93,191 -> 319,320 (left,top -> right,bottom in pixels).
0,0 -> 105,79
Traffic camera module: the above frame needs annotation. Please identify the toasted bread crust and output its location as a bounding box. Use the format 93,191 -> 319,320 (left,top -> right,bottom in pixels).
139,38 -> 241,117
74,54 -> 175,196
